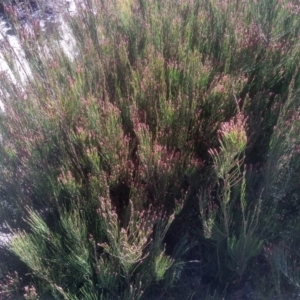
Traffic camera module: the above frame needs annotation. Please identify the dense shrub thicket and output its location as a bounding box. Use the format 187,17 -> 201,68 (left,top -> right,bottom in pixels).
1,0 -> 300,299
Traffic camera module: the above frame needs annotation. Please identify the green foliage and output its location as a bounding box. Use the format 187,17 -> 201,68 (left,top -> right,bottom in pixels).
0,0 -> 300,299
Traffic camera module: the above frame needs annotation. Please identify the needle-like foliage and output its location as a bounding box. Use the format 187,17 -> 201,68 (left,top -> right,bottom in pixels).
0,0 -> 300,299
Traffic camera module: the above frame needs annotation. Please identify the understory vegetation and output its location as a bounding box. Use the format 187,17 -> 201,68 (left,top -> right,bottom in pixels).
1,0 -> 300,299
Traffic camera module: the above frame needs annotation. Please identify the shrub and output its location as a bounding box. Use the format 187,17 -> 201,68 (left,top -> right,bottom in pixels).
0,0 -> 300,299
